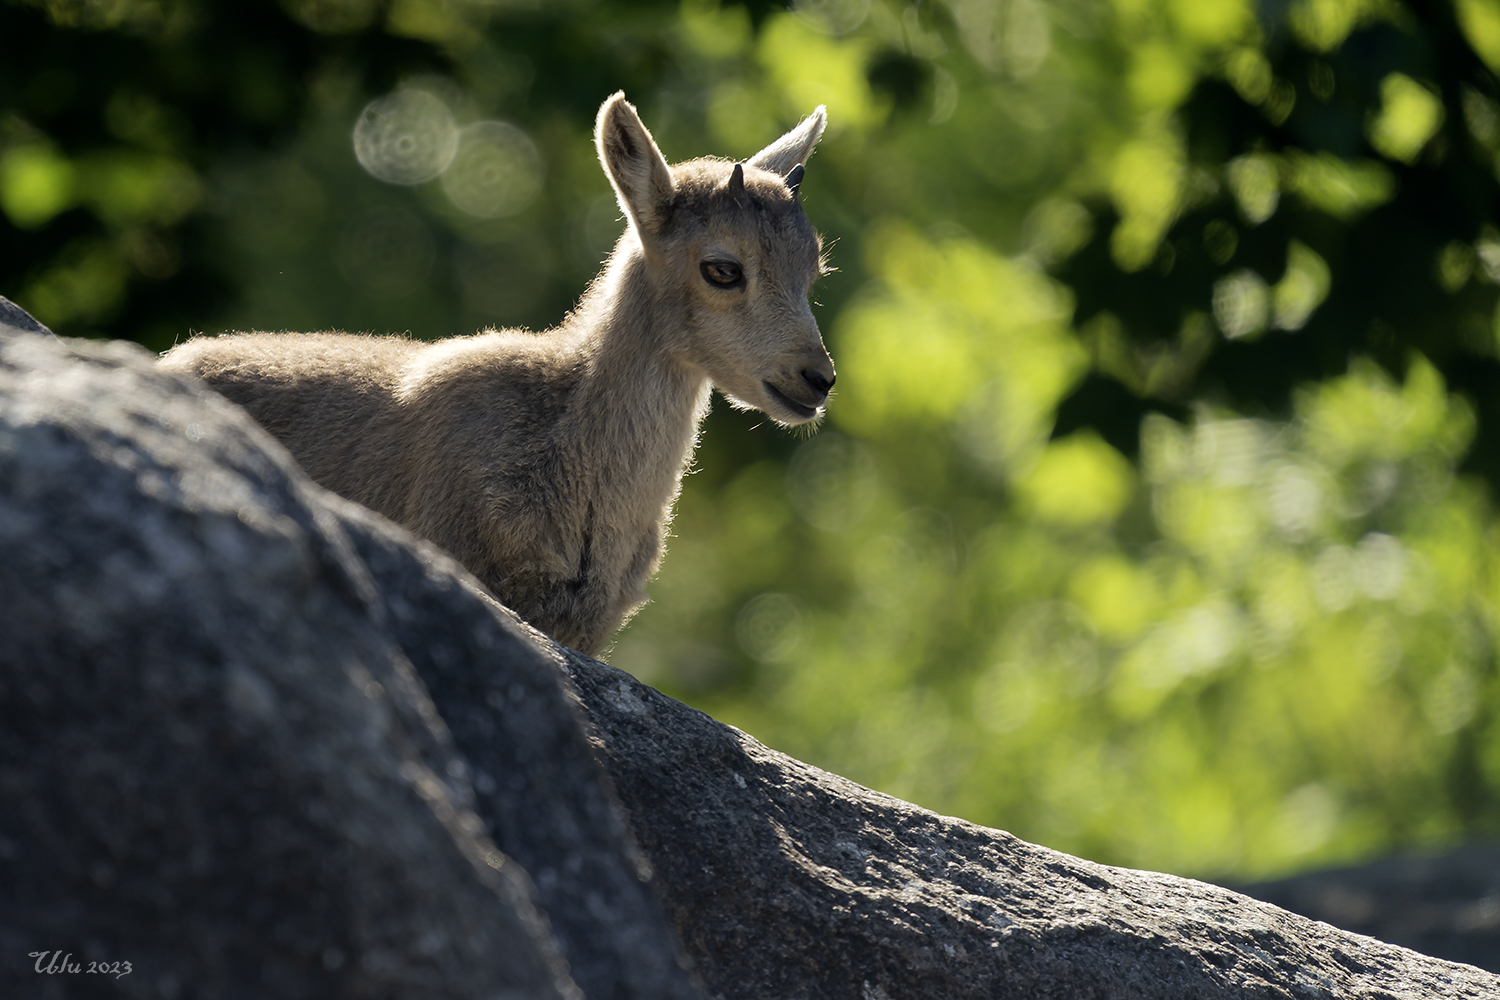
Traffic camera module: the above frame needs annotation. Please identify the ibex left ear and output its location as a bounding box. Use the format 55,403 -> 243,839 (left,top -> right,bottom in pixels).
596,92 -> 676,236
748,106 -> 827,180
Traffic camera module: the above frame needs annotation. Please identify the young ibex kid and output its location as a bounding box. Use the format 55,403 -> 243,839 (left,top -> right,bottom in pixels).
160,93 -> 836,655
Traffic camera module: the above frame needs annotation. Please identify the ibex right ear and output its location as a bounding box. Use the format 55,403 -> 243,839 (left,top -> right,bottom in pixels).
596,92 -> 675,237
748,106 -> 827,178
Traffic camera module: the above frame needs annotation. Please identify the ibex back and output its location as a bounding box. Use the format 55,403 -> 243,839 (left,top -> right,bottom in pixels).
160,93 -> 835,655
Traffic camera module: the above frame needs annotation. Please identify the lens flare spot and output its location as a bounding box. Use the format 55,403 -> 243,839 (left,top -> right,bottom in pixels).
353,88 -> 459,186
439,121 -> 544,219
736,593 -> 806,663
335,205 -> 436,298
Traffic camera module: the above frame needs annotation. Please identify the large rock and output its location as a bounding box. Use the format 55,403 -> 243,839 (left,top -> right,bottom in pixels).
0,320 -> 700,999
560,650 -> 1500,999
327,480 -> 704,1000
3,313 -> 1498,999
1233,845 -> 1500,976
0,295 -> 50,335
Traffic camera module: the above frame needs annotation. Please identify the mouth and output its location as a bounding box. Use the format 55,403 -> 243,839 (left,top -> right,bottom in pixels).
762,380 -> 823,422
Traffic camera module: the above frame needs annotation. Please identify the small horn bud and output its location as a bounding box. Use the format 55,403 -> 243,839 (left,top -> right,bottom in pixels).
785,163 -> 805,197
727,162 -> 748,206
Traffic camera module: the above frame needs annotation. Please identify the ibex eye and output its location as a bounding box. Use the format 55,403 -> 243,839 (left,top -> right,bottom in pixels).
701,260 -> 744,288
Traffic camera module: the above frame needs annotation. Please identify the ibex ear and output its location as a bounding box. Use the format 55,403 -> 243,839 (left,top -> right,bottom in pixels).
748,106 -> 827,179
596,92 -> 675,237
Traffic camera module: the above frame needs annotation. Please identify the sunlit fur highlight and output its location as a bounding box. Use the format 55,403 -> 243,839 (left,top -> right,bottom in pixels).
159,93 -> 834,655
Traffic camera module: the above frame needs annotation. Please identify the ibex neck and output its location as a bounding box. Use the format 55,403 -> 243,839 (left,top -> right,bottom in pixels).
563,236 -> 711,505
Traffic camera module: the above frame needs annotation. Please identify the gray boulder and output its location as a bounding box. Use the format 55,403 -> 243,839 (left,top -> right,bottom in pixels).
561,649 -> 1500,999
0,294 -> 50,335
3,315 -> 1499,999
1233,844 -> 1500,976
328,473 -> 705,1000
0,325 -> 699,999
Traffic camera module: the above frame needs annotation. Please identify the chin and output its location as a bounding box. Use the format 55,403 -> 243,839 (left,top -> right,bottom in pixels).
722,389 -> 823,428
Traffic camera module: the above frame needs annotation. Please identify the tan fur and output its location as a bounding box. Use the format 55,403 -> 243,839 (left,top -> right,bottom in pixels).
159,93 -> 835,655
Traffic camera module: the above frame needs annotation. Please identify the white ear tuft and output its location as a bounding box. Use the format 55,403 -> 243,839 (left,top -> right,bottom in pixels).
595,92 -> 675,236
747,106 -> 827,178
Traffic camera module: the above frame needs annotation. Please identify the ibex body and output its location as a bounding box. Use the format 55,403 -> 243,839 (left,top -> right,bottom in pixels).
160,94 -> 834,655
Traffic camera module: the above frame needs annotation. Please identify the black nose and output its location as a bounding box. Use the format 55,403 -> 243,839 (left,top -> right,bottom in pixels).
802,369 -> 835,396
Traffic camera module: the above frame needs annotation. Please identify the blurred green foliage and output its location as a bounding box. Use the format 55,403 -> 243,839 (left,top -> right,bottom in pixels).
6,0 -> 1500,879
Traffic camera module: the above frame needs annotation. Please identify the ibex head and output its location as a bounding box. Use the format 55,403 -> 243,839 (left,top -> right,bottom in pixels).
595,92 -> 836,426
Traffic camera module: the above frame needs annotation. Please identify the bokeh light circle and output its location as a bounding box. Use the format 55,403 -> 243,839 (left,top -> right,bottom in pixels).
735,593 -> 805,663
792,0 -> 871,35
440,121 -> 543,219
334,205 -> 436,299
352,89 -> 459,186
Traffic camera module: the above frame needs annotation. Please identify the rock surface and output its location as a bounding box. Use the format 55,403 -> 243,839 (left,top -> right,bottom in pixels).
562,650 -> 1500,999
0,294 -> 50,335
329,490 -> 704,1000
3,315 -> 1499,1000
0,324 -> 700,999
1233,844 -> 1500,976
